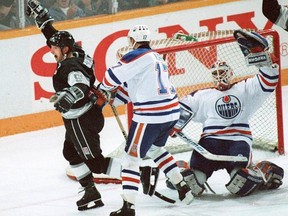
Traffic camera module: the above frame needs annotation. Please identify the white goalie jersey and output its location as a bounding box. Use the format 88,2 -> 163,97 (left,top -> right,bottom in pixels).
179,64 -> 279,146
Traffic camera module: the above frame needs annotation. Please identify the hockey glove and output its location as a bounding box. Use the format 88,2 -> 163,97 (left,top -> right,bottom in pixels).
233,30 -> 273,67
26,0 -> 54,29
50,86 -> 85,113
169,127 -> 182,138
88,85 -> 117,109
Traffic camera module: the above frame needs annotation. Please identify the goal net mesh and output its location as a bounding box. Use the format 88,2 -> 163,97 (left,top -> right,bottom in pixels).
116,29 -> 283,156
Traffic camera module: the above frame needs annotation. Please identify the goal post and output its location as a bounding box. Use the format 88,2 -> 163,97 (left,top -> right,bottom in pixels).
119,29 -> 284,155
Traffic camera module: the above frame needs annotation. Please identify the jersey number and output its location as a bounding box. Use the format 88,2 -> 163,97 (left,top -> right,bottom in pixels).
156,62 -> 176,95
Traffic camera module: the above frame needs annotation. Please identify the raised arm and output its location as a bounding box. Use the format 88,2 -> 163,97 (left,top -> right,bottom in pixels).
26,0 -> 57,42
262,0 -> 288,30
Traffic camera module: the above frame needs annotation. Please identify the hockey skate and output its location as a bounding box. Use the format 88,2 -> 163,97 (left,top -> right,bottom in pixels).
76,182 -> 104,211
175,180 -> 194,205
110,199 -> 135,216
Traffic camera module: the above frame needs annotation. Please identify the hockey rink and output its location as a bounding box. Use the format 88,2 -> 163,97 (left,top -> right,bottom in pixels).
0,88 -> 288,216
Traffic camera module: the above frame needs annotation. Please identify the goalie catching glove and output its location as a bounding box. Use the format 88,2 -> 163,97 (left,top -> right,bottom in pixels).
255,161 -> 284,190
233,29 -> 275,67
26,0 -> 54,29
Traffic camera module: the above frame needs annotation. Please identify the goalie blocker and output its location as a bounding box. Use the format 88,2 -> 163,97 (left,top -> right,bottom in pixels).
170,103 -> 194,137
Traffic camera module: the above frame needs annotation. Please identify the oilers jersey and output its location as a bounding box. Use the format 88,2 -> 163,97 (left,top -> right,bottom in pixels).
179,64 -> 279,146
100,46 -> 180,123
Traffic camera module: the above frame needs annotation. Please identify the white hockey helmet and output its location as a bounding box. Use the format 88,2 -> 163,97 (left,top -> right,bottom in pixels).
128,25 -> 151,48
210,60 -> 234,91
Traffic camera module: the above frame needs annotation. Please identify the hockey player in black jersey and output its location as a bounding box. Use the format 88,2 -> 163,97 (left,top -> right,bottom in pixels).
26,0 -> 122,211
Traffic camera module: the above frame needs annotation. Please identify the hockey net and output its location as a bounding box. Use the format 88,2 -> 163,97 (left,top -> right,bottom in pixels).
117,29 -> 284,155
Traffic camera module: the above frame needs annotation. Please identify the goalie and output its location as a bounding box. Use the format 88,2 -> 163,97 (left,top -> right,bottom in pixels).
166,30 -> 284,197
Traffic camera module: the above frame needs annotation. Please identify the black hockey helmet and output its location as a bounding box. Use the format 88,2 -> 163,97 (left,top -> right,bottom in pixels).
48,31 -> 75,52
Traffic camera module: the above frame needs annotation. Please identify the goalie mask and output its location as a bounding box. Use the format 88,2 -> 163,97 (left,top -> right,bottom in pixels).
210,61 -> 234,91
127,25 -> 151,49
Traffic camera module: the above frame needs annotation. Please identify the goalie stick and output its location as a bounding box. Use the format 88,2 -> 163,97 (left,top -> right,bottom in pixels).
110,104 -> 176,204
175,132 -> 248,162
154,191 -> 175,204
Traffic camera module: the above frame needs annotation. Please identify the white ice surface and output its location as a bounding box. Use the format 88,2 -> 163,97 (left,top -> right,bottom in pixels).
1,87 -> 288,216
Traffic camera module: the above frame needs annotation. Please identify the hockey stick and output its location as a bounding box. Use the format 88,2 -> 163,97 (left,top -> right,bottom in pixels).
154,191 -> 175,204
109,104 -> 176,204
175,132 -> 248,162
110,104 -> 128,140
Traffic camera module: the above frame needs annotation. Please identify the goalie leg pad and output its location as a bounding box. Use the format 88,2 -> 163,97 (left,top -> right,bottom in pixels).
255,161 -> 284,190
166,168 -> 206,196
165,160 -> 189,190
140,166 -> 160,196
182,168 -> 206,196
226,168 -> 264,196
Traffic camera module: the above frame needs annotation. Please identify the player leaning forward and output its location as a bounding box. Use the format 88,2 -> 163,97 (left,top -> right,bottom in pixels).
167,30 -> 284,196
98,25 -> 194,216
26,0 -> 123,211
